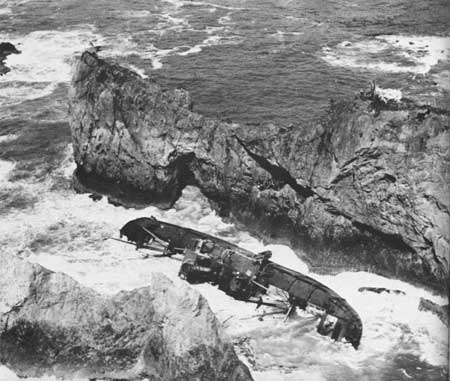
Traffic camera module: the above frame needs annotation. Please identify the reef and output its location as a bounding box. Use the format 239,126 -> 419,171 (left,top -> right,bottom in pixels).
69,50 -> 449,294
0,42 -> 20,76
0,252 -> 252,380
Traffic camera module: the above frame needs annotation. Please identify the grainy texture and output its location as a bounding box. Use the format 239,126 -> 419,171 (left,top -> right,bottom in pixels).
69,51 -> 449,294
0,253 -> 252,380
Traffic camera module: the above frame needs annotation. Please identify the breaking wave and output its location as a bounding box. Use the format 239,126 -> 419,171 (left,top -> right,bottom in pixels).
0,28 -> 101,83
0,146 -> 446,380
0,28 -> 101,106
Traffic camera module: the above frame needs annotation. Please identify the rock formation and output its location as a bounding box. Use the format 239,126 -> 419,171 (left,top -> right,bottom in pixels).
69,50 -> 449,294
418,297 -> 448,326
0,252 -> 252,380
0,42 -> 20,76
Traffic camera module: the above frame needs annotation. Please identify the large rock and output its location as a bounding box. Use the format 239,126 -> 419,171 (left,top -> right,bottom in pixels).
0,42 -> 20,76
0,252 -> 252,380
69,50 -> 449,294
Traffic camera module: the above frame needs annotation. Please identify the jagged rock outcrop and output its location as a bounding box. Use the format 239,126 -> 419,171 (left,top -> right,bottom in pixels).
69,50 -> 449,294
0,42 -> 20,76
0,252 -> 252,380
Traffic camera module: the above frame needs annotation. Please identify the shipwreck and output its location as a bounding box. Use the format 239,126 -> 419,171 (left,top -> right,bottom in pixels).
118,216 -> 363,349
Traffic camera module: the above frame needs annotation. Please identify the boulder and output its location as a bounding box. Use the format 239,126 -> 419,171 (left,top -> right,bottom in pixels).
69,50 -> 449,294
0,252 -> 252,380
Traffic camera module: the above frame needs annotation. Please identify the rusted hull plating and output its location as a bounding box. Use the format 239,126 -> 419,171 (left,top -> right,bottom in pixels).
120,217 -> 363,348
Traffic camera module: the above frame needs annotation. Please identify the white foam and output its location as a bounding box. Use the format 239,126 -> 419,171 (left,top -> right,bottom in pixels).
0,133 -> 18,144
159,12 -> 190,27
162,0 -> 249,11
95,10 -> 236,67
123,63 -> 148,79
162,0 -> 184,9
0,82 -> 58,107
177,35 -> 241,57
375,86 -> 402,102
322,35 -> 450,75
99,35 -> 181,70
178,44 -> 203,56
0,7 -> 11,15
0,159 -> 15,183
0,28 -> 101,83
0,28 -> 103,105
0,147 -> 447,379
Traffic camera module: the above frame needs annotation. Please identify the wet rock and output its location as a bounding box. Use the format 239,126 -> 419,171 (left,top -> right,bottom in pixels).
0,42 -> 20,76
69,50 -> 449,294
89,193 -> 103,201
0,252 -> 252,380
418,297 -> 448,326
358,287 -> 405,295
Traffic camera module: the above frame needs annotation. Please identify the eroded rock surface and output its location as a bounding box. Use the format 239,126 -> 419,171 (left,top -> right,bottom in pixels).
0,252 -> 252,380
69,50 -> 449,294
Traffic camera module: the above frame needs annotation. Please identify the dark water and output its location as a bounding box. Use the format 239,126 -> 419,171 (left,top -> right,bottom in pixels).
1,0 -> 449,125
0,0 -> 448,380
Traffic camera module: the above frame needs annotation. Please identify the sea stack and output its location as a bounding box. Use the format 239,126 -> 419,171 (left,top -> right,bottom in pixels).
69,50 -> 449,294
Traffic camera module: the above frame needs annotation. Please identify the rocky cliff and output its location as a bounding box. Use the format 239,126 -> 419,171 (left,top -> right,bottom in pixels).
69,50 -> 449,294
0,252 -> 252,380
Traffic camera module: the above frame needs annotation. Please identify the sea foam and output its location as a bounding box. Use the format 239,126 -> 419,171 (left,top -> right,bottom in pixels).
0,159 -> 15,183
0,146 -> 447,380
0,28 -> 102,106
322,35 -> 450,75
0,28 -> 101,83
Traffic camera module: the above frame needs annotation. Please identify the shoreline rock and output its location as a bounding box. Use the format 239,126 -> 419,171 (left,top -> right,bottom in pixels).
0,252 -> 252,380
418,297 -> 448,326
0,42 -> 20,76
69,50 -> 449,295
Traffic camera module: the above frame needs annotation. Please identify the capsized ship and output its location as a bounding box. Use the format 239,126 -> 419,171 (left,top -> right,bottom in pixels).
119,216 -> 363,348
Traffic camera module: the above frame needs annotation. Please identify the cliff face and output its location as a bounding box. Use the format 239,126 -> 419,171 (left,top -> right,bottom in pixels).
69,51 -> 449,294
0,253 -> 252,380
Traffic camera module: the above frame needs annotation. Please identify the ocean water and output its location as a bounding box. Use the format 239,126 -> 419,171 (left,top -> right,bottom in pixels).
0,0 -> 449,380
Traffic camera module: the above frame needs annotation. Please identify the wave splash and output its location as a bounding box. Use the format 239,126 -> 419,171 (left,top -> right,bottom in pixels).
0,146 -> 446,380
0,28 -> 101,106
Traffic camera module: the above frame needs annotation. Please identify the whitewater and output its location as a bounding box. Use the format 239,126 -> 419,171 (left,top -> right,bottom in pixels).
0,150 -> 447,380
0,0 -> 448,379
